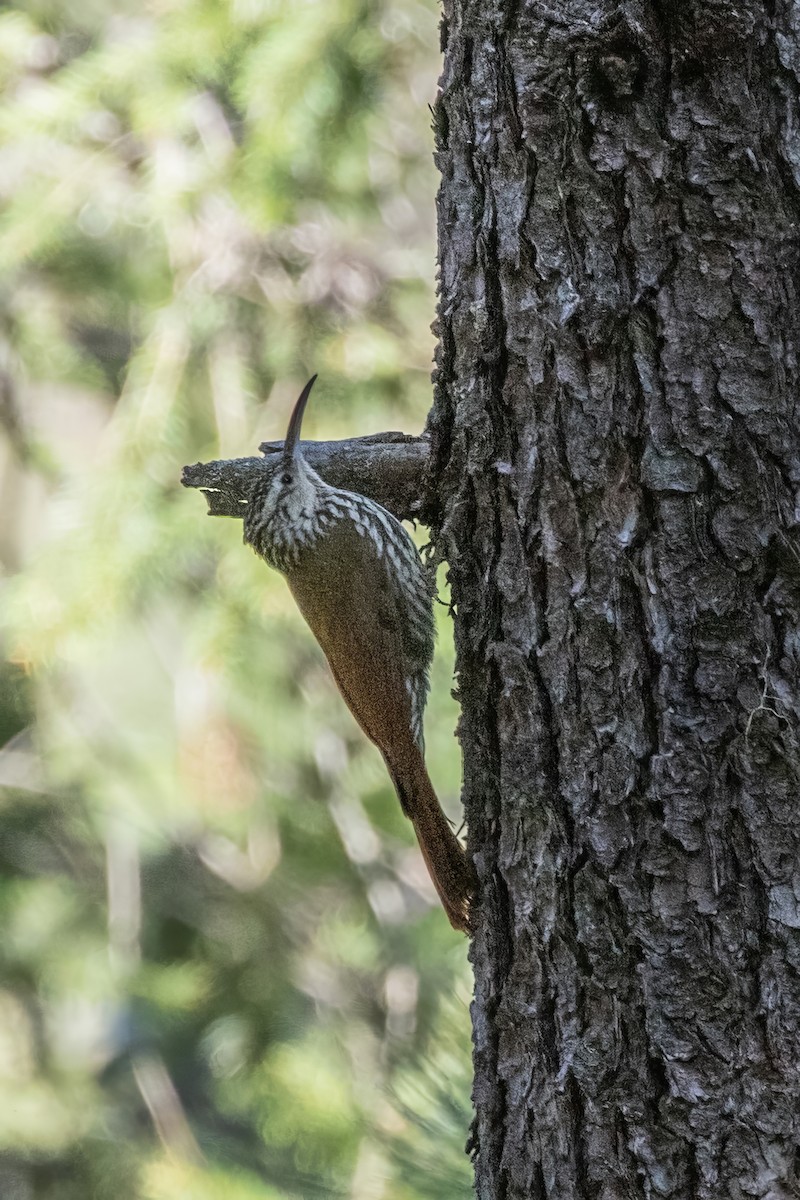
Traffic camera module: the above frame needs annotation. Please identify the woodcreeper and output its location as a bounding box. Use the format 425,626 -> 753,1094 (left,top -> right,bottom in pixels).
243,377 -> 474,932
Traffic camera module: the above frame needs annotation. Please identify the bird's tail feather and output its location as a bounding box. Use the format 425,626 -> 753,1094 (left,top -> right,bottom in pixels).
389,755 -> 474,933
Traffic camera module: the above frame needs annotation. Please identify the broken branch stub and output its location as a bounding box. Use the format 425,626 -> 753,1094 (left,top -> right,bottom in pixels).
181,434 -> 430,522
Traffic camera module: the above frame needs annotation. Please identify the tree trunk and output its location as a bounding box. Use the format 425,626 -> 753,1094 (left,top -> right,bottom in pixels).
429,1 -> 800,1197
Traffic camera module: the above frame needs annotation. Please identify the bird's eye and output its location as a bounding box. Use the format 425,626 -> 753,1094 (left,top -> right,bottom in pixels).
281,472 -> 293,485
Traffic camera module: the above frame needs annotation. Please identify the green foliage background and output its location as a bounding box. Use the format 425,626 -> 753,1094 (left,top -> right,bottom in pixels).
0,2 -> 472,1196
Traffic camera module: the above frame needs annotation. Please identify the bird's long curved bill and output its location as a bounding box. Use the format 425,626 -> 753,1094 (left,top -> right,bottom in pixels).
283,375 -> 318,463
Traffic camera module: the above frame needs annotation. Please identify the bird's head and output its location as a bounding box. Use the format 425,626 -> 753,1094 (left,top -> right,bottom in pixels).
243,375 -> 323,556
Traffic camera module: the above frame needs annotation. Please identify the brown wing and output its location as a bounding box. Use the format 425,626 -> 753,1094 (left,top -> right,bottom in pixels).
285,519 -> 418,760
284,517 -> 474,931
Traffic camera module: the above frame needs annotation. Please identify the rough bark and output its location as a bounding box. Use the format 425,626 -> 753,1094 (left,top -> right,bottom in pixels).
429,1 -> 800,1197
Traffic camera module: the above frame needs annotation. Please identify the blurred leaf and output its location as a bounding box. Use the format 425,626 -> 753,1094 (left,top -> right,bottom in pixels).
0,1 -> 470,1197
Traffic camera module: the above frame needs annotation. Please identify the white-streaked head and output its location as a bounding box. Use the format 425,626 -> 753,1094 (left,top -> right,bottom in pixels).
257,450 -> 321,527
243,375 -> 326,568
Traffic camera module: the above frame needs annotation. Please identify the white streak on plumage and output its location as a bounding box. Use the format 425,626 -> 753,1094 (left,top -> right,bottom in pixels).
243,457 -> 434,749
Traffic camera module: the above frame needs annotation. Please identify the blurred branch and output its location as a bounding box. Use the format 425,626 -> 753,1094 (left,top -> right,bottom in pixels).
132,1052 -> 203,1164
182,433 -> 431,521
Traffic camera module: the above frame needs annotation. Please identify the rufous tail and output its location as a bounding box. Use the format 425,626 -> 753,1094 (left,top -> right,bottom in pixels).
388,755 -> 475,933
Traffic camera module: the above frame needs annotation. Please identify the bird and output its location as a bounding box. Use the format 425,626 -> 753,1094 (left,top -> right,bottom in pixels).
242,375 -> 474,932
